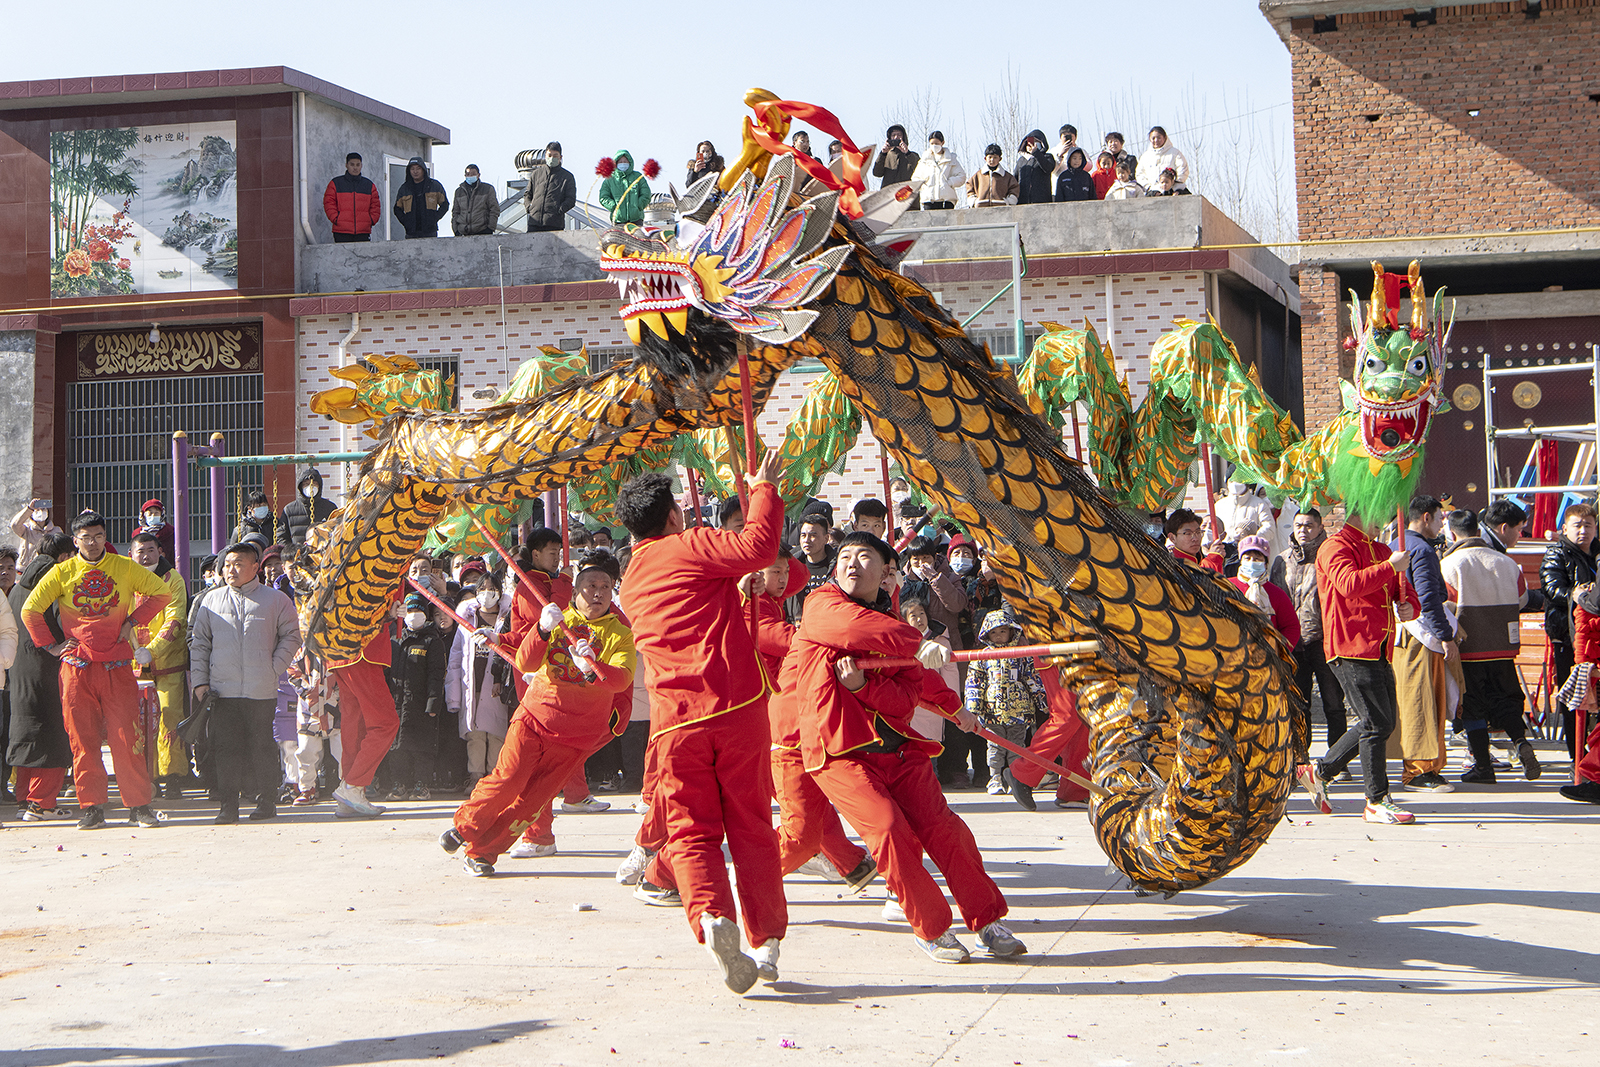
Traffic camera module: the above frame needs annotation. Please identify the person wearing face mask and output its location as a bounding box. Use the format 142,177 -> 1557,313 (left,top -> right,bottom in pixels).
10,499 -> 63,570
965,144 -> 1019,208
1014,129 -> 1055,206
442,553 -> 635,876
279,469 -> 335,550
1228,536 -> 1299,646
449,573 -> 513,793
599,149 -> 651,227
231,490 -> 276,548
134,499 -> 176,565
873,124 -> 921,208
451,164 -> 500,237
379,593 -> 448,802
525,141 -> 577,233
910,132 -> 966,210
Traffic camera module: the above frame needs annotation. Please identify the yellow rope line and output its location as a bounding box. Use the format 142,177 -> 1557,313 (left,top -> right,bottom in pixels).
4,223 -> 1595,317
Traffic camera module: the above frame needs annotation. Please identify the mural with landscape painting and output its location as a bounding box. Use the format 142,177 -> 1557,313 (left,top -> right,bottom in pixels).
50,121 -> 238,297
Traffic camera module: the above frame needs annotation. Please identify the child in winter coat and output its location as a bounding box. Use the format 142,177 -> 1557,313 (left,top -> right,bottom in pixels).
1104,159 -> 1146,200
963,606 -> 1049,795
383,593 -> 448,800
900,595 -> 960,745
1090,152 -> 1117,200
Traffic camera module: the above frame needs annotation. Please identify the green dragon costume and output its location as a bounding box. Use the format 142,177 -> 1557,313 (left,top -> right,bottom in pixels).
1017,259 -> 1450,526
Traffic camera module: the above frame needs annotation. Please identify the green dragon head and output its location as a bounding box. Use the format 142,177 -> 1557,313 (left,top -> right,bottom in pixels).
1329,260 -> 1454,526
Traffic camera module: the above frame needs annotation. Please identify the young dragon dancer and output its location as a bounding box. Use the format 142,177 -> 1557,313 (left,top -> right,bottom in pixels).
612,450 -> 788,995
792,531 -> 1027,964
440,553 -> 635,874
20,511 -> 173,830
752,550 -> 879,892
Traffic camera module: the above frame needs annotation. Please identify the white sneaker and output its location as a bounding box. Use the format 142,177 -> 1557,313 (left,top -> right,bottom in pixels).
977,921 -> 1027,957
560,795 -> 611,813
633,798 -> 649,814
985,778 -> 1006,796
753,938 -> 780,983
507,840 -> 557,859
701,915 -> 757,994
332,783 -> 385,817
616,844 -> 655,885
882,896 -> 907,923
796,853 -> 845,882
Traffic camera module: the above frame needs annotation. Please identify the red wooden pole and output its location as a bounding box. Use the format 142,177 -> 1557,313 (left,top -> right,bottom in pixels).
736,339 -> 759,638
408,577 -> 518,669
1069,403 -> 1084,462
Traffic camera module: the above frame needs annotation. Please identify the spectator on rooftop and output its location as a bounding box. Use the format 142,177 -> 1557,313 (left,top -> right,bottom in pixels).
911,132 -> 966,210
686,141 -> 724,186
826,139 -> 843,167
790,130 -> 815,160
324,152 -> 382,243
1090,152 -> 1117,200
599,149 -> 651,227
1053,148 -> 1096,203
1050,125 -> 1087,179
1135,126 -> 1188,191
526,142 -> 577,233
1104,159 -> 1146,200
394,157 -> 449,239
873,124 -> 921,208
965,144 -> 1019,208
452,164 -> 500,237
1014,130 -> 1055,205
1103,132 -> 1135,171
1148,167 -> 1192,197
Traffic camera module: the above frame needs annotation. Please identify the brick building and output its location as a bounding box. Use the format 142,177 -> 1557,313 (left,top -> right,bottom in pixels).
1262,0 -> 1600,514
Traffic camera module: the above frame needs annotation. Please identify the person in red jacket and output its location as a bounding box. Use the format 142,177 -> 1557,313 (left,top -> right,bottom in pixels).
1229,535 -> 1301,647
441,555 -> 635,873
1555,662 -> 1600,802
613,450 -> 788,995
1312,515 -> 1420,824
323,153 -> 383,242
1166,508 -> 1225,572
757,550 -> 878,890
328,604 -> 401,817
795,531 -> 1026,965
1007,662 -> 1092,811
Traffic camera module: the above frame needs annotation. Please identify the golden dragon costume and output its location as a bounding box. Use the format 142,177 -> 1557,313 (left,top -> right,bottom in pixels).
301,93 -> 1321,894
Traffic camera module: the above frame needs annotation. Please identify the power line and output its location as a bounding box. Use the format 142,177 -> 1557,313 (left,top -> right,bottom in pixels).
1171,101 -> 1291,137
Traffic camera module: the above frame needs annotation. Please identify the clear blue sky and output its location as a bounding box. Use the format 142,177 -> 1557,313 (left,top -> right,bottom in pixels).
12,1 -> 1293,214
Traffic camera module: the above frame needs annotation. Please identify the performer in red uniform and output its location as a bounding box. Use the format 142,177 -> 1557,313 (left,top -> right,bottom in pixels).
754,552 -> 876,889
1006,663 -> 1091,810
613,450 -> 787,994
441,555 -> 635,872
328,608 -> 401,818
793,532 -> 1027,964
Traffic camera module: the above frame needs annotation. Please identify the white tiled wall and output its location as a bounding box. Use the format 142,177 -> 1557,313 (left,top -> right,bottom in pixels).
296,274 -> 1210,514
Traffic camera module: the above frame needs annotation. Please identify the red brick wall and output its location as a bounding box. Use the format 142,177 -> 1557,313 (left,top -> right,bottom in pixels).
1288,0 -> 1600,426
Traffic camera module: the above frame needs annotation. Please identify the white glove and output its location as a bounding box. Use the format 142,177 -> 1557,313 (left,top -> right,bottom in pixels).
472,626 -> 498,649
522,672 -> 538,687
539,603 -> 565,634
571,638 -> 596,662
572,654 -> 597,677
133,646 -> 153,667
916,639 -> 951,670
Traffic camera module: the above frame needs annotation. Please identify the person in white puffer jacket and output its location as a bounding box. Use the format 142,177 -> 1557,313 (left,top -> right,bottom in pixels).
1136,125 -> 1189,191
910,132 -> 967,210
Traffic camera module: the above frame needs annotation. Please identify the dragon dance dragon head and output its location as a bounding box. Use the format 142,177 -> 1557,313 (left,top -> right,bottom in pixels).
598,155 -> 851,364
1331,260 -> 1453,526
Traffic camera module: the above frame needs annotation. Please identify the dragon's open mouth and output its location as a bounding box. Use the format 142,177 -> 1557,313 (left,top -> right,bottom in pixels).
1359,394 -> 1432,458
600,242 -> 700,342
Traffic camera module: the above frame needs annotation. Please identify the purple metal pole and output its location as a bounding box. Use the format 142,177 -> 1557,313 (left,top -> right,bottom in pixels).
542,489 -> 559,534
171,431 -> 191,582
209,432 -> 228,554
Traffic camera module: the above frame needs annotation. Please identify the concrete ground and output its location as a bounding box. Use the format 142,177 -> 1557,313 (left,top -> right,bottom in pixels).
3,738 -> 1597,1067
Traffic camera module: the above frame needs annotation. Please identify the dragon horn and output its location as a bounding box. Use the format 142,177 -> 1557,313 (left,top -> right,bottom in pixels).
1368,261 -> 1388,333
1408,260 -> 1426,333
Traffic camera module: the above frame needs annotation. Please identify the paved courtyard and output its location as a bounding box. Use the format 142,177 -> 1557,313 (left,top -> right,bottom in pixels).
4,739 -> 1597,1067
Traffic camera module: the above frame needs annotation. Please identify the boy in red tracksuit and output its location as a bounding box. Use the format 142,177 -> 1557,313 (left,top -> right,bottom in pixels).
441,556 -> 635,873
20,512 -> 172,830
329,603 -> 402,818
613,452 -> 787,995
793,531 -> 1027,965
1312,515 -> 1421,824
755,550 -> 877,890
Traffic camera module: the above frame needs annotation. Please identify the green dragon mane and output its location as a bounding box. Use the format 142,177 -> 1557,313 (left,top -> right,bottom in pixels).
1324,418 -> 1425,528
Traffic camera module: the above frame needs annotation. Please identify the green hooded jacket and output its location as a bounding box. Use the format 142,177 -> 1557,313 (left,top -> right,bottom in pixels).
598,149 -> 650,225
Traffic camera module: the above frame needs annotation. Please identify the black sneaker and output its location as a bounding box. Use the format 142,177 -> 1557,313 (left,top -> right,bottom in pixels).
248,801 -> 277,822
633,879 -> 681,907
215,804 -> 239,825
439,827 -> 464,854
76,805 -> 106,830
1515,741 -> 1542,780
1559,781 -> 1600,804
1460,763 -> 1496,784
127,805 -> 161,828
1008,770 -> 1038,811
462,855 -> 495,877
842,854 -> 880,894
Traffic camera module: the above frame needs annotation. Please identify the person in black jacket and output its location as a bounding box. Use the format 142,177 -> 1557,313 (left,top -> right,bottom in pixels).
383,593 -> 448,800
394,157 -> 449,239
1015,129 -> 1055,205
232,490 -> 275,546
1053,147 -> 1096,203
1542,502 -> 1598,756
279,469 -> 336,550
873,124 -> 921,209
7,534 -> 75,819
525,143 -> 577,233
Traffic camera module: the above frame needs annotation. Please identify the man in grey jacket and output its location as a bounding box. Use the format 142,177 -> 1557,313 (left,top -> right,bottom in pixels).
1271,508 -> 1346,747
189,542 -> 301,824
451,164 -> 501,236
